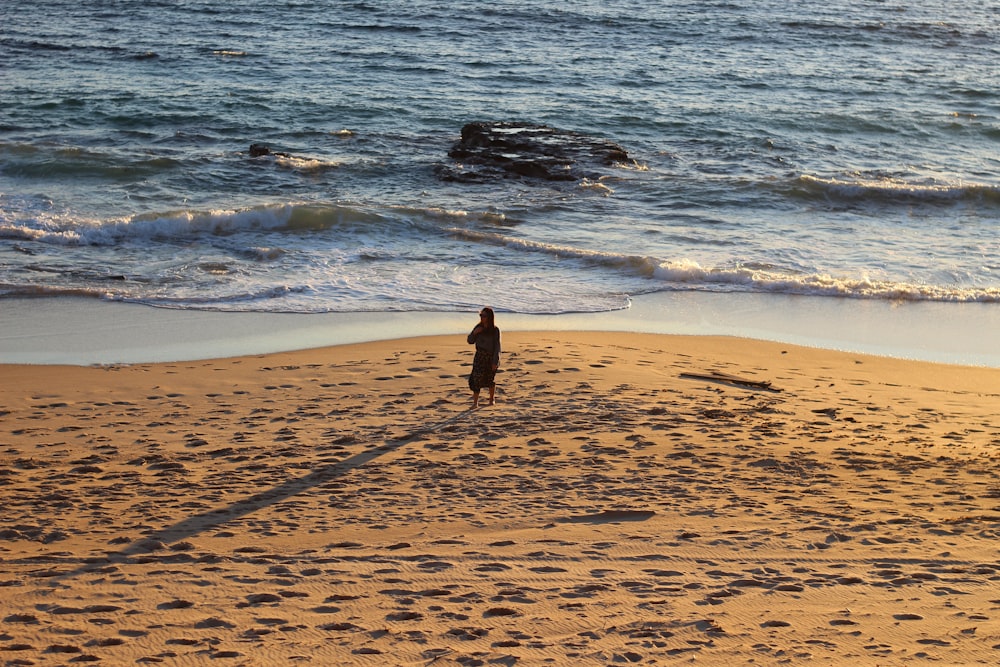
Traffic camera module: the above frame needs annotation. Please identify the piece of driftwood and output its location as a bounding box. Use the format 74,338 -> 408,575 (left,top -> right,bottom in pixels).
680,371 -> 781,392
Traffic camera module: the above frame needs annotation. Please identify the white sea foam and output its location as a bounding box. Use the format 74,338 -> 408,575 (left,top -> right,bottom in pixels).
448,228 -> 1000,303
579,178 -> 615,195
272,154 -> 341,172
798,174 -> 1000,203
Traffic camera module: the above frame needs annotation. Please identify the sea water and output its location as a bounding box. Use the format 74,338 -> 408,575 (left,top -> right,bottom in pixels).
2,0 -> 998,321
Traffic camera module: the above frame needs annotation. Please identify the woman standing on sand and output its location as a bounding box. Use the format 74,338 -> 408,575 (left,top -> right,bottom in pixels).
467,307 -> 500,407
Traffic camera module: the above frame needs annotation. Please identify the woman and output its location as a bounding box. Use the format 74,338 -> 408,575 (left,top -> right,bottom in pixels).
467,307 -> 500,407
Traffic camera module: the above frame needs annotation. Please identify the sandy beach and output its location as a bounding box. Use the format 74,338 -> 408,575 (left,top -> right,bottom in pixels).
2,330 -> 999,665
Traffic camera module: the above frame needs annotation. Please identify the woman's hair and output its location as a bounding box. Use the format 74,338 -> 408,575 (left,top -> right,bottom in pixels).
480,307 -> 495,330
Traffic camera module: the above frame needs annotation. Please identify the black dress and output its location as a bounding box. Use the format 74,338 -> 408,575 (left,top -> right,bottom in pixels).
468,326 -> 500,391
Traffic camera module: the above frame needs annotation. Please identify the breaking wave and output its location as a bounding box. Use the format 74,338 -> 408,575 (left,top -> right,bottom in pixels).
449,228 -> 1000,304
796,174 -> 1000,205
0,202 -> 392,246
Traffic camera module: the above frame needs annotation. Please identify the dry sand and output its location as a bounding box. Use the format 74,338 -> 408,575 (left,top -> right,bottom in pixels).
1,331 -> 998,665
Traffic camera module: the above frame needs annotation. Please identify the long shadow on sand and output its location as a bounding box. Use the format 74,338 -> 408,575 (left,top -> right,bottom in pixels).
55,407 -> 476,581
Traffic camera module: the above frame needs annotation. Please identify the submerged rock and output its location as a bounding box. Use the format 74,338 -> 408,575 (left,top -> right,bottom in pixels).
248,143 -> 304,160
438,121 -> 631,183
249,143 -> 292,158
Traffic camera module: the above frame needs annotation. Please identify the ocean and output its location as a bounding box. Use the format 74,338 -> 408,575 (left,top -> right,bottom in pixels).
2,0 -> 998,320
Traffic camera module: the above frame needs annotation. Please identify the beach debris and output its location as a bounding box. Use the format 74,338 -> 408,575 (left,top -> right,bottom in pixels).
557,509 -> 656,524
679,371 -> 781,392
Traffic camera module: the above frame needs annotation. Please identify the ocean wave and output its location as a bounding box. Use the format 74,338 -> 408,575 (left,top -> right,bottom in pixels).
0,202 -> 396,246
0,199 -> 508,249
795,174 -> 1000,205
651,260 -> 1000,303
125,284 -> 311,310
0,141 -> 182,180
0,279 -> 315,311
448,228 -> 1000,304
1,207 -> 282,245
0,283 -> 110,300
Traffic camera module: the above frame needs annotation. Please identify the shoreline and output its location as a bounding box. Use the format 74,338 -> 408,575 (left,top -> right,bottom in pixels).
1,291 -> 998,367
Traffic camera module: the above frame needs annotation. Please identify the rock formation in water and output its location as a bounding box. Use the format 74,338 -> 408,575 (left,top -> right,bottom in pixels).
438,121 -> 631,182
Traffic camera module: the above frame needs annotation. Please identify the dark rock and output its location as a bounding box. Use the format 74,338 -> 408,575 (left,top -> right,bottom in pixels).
249,143 -> 292,159
249,143 -> 270,157
438,121 -> 631,183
